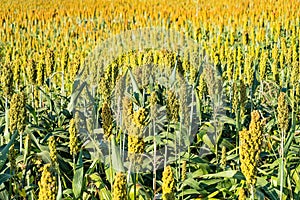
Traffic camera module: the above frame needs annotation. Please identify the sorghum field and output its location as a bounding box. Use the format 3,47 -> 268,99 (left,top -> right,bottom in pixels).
0,0 -> 300,199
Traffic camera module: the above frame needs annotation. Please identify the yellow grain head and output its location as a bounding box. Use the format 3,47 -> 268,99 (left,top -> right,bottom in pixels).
259,49 -> 268,81
238,187 -> 247,200
277,92 -> 289,132
221,146 -> 226,168
181,161 -> 187,181
166,90 -> 179,123
150,91 -> 158,119
28,59 -> 37,85
162,165 -> 175,200
48,136 -> 57,164
9,92 -> 26,134
38,164 -> 57,200
239,110 -> 263,186
133,107 -> 147,129
112,172 -> 127,200
1,62 -> 14,99
69,118 -> 79,156
101,102 -> 113,140
122,96 -> 133,132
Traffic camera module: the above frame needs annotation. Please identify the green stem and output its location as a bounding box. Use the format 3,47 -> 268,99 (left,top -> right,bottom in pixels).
279,130 -> 285,200
152,119 -> 157,199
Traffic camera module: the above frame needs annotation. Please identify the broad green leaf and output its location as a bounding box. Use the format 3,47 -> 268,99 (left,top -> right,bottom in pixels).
181,178 -> 201,190
73,149 -> 84,199
111,135 -> 125,172
169,64 -> 177,87
0,174 -> 11,185
128,68 -> 142,102
56,175 -> 62,200
200,170 -> 245,180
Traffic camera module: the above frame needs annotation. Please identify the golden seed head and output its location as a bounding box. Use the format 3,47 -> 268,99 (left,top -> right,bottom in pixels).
38,163 -> 57,200
28,59 -> 37,85
181,161 -> 187,181
291,62 -> 299,86
166,90 -> 179,123
112,172 -> 127,200
69,118 -> 79,156
101,102 -> 113,140
24,133 -> 31,156
197,74 -> 207,99
133,107 -> 147,128
48,136 -> 57,164
277,92 -> 289,132
239,110 -> 263,186
128,134 -> 144,155
122,96 -> 133,132
259,50 -> 268,80
149,91 -> 158,119
98,77 -> 111,101
162,165 -> 175,200
0,62 -> 13,99
221,146 -> 226,168
238,187 -> 247,200
9,92 -> 26,134
8,144 -> 17,171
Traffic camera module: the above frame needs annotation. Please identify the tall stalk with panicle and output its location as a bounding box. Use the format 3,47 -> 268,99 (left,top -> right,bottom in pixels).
162,165 -> 175,200
239,110 -> 263,199
38,164 -> 57,200
1,62 -> 13,142
277,92 -> 289,200
9,92 -> 26,153
112,172 -> 127,200
150,91 -> 158,198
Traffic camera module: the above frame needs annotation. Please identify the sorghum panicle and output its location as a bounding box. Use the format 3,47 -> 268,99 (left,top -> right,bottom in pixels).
122,96 -> 133,132
166,90 -> 179,123
101,102 -> 113,140
239,110 -> 263,186
181,161 -> 187,181
277,92 -> 289,132
112,172 -> 127,200
1,62 -> 14,99
69,118 -> 79,156
38,164 -> 57,200
133,107 -> 147,128
9,92 -> 26,134
48,136 -> 57,164
162,165 -> 175,200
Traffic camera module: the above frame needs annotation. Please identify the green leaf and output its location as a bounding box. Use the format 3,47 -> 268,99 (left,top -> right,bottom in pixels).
0,174 -> 11,185
0,183 -> 8,200
98,181 -> 111,199
111,136 -> 125,172
199,170 -> 245,180
128,68 -> 142,102
73,149 -> 84,199
181,178 -> 201,190
169,64 -> 177,87
56,175 -> 62,200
